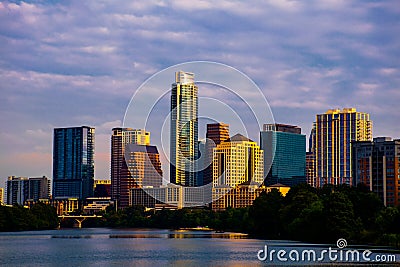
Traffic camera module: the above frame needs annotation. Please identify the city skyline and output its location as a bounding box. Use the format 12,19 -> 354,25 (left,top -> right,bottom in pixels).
1,1 -> 400,187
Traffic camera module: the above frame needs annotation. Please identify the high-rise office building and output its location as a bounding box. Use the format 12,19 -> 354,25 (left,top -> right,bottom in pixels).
26,176 -> 51,202
6,176 -> 50,205
53,126 -> 95,200
170,71 -> 198,186
313,108 -> 372,187
352,137 -> 400,206
111,128 -> 151,208
6,176 -> 28,205
125,144 -> 163,188
212,133 -> 264,208
260,124 -> 306,186
204,123 -> 230,186
213,134 -> 264,187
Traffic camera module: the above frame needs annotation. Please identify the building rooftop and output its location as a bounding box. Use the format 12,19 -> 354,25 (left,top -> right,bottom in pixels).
263,123 -> 301,134
269,183 -> 290,187
239,180 -> 262,186
125,144 -> 159,154
225,133 -> 254,143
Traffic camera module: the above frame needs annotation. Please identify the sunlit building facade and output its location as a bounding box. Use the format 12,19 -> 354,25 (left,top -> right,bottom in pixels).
53,126 -> 95,200
212,182 -> 290,211
52,198 -> 79,215
0,187 -> 3,205
130,184 -> 209,209
352,137 -> 400,206
212,134 -> 264,209
204,123 -> 230,186
111,128 -> 150,207
213,134 -> 264,187
313,108 -> 372,187
170,71 -> 198,187
125,144 -> 163,188
306,152 -> 315,187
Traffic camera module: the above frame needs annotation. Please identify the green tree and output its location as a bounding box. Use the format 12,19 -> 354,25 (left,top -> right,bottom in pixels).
286,199 -> 325,242
323,192 -> 361,242
347,184 -> 384,231
281,184 -> 320,239
249,189 -> 284,238
376,206 -> 400,234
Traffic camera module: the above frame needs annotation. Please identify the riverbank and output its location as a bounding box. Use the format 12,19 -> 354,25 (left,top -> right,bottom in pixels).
3,184 -> 400,249
87,184 -> 400,248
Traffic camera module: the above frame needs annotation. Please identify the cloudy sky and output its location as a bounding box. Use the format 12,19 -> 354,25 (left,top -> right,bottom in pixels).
1,0 -> 399,187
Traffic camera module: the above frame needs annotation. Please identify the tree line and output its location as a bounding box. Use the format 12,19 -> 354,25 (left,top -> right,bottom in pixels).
2,183 -> 400,248
0,203 -> 59,231
93,183 -> 400,247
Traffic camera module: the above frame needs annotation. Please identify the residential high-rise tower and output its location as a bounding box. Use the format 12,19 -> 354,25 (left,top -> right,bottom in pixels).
7,176 -> 50,205
170,71 -> 198,186
313,108 -> 372,187
53,126 -> 95,200
125,144 -> 163,188
111,128 -> 151,207
352,137 -> 400,206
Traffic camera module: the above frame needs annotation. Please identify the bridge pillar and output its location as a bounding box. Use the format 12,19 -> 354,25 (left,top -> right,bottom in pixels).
74,218 -> 86,228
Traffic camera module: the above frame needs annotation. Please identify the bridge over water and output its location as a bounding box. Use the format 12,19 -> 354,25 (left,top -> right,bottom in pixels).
58,215 -> 103,228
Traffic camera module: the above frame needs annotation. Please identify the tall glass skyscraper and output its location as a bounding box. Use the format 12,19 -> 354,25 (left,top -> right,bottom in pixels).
313,108 -> 372,187
53,126 -> 95,200
170,71 -> 198,186
260,123 -> 306,186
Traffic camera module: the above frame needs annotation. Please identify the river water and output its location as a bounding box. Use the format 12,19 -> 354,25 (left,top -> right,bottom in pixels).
0,228 -> 398,266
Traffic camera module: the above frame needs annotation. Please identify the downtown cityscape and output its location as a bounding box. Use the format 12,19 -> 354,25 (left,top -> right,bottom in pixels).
1,0 -> 399,265
3,70 -> 396,210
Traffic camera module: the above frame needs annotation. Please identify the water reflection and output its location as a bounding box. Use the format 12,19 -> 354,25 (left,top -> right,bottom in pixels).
0,228 -> 398,266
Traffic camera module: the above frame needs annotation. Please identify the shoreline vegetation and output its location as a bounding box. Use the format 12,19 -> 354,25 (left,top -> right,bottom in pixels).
1,184 -> 400,249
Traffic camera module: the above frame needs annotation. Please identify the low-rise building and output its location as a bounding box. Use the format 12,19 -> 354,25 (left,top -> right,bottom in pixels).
83,197 -> 113,214
52,198 -> 80,215
212,182 -> 290,211
130,184 -> 212,209
94,179 -> 111,197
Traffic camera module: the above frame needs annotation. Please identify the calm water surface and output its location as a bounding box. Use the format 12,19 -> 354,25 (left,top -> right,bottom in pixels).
0,228 -> 398,266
